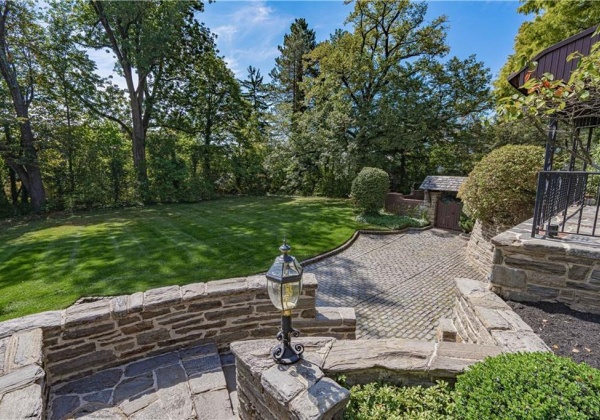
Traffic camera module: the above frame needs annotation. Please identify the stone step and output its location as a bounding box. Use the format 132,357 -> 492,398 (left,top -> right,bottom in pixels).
49,341 -> 237,420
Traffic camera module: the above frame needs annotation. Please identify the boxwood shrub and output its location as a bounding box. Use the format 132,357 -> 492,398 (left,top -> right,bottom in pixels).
454,352 -> 600,419
350,167 -> 390,215
339,352 -> 600,419
458,145 -> 544,226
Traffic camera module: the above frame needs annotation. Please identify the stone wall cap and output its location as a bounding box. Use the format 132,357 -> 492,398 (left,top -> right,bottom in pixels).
436,342 -> 502,360
260,359 -> 324,405
64,299 -> 111,327
0,311 -> 62,339
323,339 -> 434,373
231,337 -> 336,376
143,285 -> 182,309
288,376 -> 350,420
205,277 -> 248,296
491,330 -> 551,353
180,283 -> 207,302
455,278 -> 489,296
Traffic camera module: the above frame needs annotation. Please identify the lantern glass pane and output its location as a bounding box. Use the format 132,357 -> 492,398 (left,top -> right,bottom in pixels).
267,279 -> 300,310
267,259 -> 284,279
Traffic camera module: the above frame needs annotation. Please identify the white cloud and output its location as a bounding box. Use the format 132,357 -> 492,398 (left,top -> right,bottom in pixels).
213,25 -> 238,43
202,1 -> 293,79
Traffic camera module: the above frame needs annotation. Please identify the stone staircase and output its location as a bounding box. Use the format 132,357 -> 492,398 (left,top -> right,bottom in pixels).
48,341 -> 238,419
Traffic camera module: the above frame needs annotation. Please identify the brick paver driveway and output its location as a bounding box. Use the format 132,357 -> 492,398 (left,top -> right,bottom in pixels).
305,228 -> 485,340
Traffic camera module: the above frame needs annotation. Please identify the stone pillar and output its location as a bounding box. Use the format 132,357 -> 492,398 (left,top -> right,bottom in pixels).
424,190 -> 440,224
231,338 -> 349,420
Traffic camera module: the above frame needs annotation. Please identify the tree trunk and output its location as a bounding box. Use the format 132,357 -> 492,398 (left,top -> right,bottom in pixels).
130,102 -> 148,197
8,165 -> 17,205
0,2 -> 46,211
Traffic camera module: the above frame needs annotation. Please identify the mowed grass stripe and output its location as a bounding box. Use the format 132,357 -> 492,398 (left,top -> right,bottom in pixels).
0,197 -> 378,321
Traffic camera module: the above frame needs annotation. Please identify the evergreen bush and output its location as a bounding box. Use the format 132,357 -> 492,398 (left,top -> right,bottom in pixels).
350,167 -> 389,215
458,145 -> 544,226
340,379 -> 455,420
454,352 -> 600,419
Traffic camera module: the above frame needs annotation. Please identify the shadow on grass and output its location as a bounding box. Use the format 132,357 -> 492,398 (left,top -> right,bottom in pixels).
0,196 -> 373,320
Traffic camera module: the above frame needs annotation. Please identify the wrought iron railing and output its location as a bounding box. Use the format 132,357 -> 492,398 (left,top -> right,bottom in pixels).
532,171 -> 600,237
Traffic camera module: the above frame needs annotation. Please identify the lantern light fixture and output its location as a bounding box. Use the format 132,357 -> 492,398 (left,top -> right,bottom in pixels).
266,238 -> 304,364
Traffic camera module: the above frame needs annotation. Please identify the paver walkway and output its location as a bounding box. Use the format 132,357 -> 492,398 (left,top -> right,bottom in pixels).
305,228 -> 485,340
49,228 -> 483,419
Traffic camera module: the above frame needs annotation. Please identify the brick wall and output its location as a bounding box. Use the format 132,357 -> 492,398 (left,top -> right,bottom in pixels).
385,193 -> 425,215
0,274 -> 356,385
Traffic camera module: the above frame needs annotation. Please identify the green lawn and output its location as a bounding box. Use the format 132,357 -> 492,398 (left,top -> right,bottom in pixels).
0,196 -> 379,321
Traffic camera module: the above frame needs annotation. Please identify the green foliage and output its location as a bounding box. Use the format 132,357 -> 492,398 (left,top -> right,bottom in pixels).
351,167 -> 390,215
494,0 -> 600,100
458,145 -> 544,226
458,213 -> 475,234
340,380 -> 455,420
454,352 -> 600,420
338,353 -> 600,420
357,212 -> 428,230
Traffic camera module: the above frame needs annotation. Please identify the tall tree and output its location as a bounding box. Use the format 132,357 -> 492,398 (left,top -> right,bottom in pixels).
79,0 -> 209,199
159,50 -> 244,182
0,0 -> 46,211
270,18 -> 317,117
241,66 -> 268,114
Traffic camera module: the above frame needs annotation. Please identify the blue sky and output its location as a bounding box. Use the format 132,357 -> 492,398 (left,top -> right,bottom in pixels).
199,1 -> 529,83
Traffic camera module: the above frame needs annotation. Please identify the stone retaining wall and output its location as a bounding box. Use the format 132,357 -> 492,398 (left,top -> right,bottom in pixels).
0,274 -> 356,386
0,329 -> 45,418
491,225 -> 600,314
465,220 -> 508,278
453,278 -> 549,353
232,337 -> 502,420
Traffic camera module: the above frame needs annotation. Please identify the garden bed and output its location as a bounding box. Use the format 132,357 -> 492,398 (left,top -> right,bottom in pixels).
508,300 -> 600,369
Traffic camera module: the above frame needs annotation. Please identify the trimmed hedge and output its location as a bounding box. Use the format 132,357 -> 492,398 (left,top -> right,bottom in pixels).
351,167 -> 390,215
458,145 -> 544,226
340,352 -> 600,419
454,352 -> 600,419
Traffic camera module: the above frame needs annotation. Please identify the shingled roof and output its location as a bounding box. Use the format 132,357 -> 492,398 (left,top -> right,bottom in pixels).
419,176 -> 466,192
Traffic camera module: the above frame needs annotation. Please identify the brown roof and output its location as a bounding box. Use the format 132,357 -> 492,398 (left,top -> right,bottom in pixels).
419,176 -> 466,192
508,26 -> 599,95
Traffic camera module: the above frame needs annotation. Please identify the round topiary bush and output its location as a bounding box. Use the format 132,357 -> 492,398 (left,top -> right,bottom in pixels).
351,167 -> 390,215
458,145 -> 544,226
454,352 -> 600,419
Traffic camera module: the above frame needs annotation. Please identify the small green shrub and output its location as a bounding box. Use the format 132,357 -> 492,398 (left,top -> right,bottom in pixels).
351,167 -> 390,215
454,352 -> 600,420
458,145 -> 544,226
358,212 -> 428,230
458,213 -> 474,233
340,379 -> 455,420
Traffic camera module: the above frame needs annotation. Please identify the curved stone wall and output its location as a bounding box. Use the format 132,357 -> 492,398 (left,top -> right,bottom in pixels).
0,273 -> 355,387
465,220 -> 508,278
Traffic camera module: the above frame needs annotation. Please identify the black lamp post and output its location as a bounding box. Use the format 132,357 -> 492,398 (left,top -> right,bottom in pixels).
266,239 -> 304,364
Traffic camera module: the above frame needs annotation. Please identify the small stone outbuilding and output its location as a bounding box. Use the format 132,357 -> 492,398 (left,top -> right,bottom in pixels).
420,176 -> 467,231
